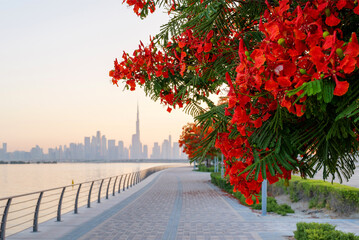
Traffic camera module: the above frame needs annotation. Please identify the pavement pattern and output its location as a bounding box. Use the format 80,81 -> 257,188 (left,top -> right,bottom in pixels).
8,167 -> 359,240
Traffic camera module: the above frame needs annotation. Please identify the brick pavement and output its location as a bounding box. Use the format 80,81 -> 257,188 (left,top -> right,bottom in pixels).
8,167 -> 359,240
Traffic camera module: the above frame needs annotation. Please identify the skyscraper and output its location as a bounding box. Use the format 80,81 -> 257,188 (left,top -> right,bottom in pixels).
96,131 -> 101,159
151,142 -> 161,159
3,143 -> 7,154
84,137 -> 91,160
143,145 -> 148,159
130,104 -> 143,159
108,139 -> 117,160
172,142 -> 180,159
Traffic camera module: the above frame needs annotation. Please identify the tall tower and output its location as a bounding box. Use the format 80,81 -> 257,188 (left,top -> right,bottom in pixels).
130,103 -> 142,159
136,103 -> 140,139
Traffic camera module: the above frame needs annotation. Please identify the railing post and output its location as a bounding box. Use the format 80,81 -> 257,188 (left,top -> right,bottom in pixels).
126,173 -> 132,189
133,172 -> 137,186
118,175 -> 124,193
74,184 -> 82,214
33,192 -> 43,232
138,171 -> 142,182
131,173 -> 136,187
106,178 -> 112,200
112,176 -> 118,196
88,181 -> 94,208
98,179 -> 104,203
122,174 -> 128,191
130,173 -> 135,187
135,172 -> 139,185
57,187 -> 66,221
0,198 -> 12,240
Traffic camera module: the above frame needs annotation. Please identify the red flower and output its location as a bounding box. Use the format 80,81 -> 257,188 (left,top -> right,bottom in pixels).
204,42 -> 212,52
333,78 -> 349,96
344,33 -> 359,58
339,55 -> 356,74
325,14 -> 341,26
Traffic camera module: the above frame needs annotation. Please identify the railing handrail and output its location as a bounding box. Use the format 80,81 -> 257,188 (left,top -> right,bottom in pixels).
0,171 -> 137,201
0,165 -> 173,240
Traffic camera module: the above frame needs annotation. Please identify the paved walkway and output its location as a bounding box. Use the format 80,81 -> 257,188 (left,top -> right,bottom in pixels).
8,167 -> 359,240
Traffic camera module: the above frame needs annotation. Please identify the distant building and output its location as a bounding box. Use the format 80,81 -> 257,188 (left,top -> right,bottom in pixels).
30,145 -> 43,161
0,142 -> 7,160
118,141 -> 125,159
101,135 -> 107,159
130,104 -> 143,159
108,139 -> 117,161
3,143 -> 7,154
96,131 -> 101,159
172,142 -> 180,159
84,137 -> 91,160
143,145 -> 148,159
151,142 -> 161,159
161,139 -> 170,160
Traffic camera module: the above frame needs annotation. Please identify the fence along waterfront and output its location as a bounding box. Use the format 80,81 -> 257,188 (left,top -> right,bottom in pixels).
0,166 -> 169,240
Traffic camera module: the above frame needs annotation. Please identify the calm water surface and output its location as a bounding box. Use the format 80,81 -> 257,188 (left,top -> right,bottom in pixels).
0,162 -> 187,198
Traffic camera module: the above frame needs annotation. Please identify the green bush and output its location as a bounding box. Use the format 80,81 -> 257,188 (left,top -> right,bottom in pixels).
272,176 -> 359,214
294,222 -> 359,240
210,172 -> 294,216
197,164 -> 214,172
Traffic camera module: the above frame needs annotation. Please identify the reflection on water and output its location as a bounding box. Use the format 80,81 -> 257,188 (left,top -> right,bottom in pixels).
0,162 -> 186,198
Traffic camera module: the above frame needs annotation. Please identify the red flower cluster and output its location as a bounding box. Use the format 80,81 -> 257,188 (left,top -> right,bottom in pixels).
110,28 -> 235,112
216,0 -> 359,203
114,0 -> 359,205
123,0 -> 155,16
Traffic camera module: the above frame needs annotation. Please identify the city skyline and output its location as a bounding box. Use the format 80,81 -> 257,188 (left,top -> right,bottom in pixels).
0,106 -> 187,161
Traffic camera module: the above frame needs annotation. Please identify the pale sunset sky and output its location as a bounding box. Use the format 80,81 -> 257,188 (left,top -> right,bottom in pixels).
0,0 -> 195,153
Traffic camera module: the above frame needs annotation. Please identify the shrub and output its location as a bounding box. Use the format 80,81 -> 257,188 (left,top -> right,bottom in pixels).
211,173 -> 294,216
294,222 -> 359,240
197,164 -> 214,172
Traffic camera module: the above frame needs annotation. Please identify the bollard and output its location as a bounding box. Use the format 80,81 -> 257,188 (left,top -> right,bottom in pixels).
261,179 -> 267,216
221,154 -> 224,178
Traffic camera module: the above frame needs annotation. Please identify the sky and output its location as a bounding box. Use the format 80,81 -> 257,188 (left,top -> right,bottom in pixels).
0,0 -> 194,153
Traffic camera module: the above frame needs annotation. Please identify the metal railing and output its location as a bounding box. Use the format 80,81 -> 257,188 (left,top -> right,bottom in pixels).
0,166 -> 168,240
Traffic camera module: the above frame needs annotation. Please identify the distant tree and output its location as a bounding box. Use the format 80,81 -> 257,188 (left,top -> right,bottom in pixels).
179,122 -> 219,166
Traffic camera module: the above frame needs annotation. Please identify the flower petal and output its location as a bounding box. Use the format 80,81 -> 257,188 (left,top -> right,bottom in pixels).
325,14 -> 341,26
333,80 -> 349,96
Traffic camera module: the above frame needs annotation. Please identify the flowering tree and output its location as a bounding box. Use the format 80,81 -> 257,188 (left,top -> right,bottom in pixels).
110,0 -> 359,204
179,122 -> 220,166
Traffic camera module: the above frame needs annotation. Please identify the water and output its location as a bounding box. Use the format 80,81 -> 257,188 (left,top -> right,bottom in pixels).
0,162 -> 188,237
0,162 -> 186,198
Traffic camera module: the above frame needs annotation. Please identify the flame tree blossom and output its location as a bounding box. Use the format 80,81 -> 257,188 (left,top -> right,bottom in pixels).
110,0 -> 359,204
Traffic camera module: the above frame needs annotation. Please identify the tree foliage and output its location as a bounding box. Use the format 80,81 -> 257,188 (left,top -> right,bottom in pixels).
110,0 -> 359,203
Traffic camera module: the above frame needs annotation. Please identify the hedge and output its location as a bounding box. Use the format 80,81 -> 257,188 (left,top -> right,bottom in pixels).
270,176 -> 359,215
